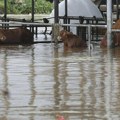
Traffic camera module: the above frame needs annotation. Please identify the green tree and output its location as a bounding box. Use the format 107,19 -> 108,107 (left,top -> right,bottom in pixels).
0,0 -> 54,14
0,0 -> 4,13
6,0 -> 53,14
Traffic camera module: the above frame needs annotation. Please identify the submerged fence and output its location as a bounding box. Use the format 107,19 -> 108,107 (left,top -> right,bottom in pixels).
0,21 -> 110,48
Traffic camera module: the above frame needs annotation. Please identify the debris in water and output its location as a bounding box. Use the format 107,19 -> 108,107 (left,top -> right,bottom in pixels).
56,114 -> 65,120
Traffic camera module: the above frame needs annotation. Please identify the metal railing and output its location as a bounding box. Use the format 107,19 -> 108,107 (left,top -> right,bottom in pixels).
0,21 -> 109,48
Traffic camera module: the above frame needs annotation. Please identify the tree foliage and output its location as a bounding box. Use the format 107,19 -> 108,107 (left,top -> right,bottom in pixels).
0,0 -> 54,14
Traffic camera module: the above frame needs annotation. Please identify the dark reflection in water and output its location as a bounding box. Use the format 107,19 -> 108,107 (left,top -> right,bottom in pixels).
0,40 -> 120,120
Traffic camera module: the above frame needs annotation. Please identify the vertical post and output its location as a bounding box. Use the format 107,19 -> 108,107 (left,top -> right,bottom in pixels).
4,0 -> 7,20
116,0 -> 120,20
64,0 -> 68,30
31,0 -> 34,34
65,0 -> 68,19
107,0 -> 112,48
54,0 -> 59,23
116,0 -> 118,20
53,0 -> 59,46
52,23 -> 60,46
88,25 -> 91,51
3,0 -> 7,28
31,0 -> 34,22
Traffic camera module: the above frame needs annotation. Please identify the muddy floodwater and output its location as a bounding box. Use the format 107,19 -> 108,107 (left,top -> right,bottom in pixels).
0,34 -> 120,120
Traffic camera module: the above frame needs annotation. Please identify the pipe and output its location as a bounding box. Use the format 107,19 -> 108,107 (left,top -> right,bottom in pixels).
107,0 -> 112,48
54,0 -> 59,23
4,0 -> 7,20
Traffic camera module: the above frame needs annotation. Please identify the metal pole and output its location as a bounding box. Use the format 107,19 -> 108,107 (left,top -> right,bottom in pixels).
116,0 -> 119,20
31,0 -> 34,34
31,0 -> 34,22
107,0 -> 112,48
54,0 -> 59,23
64,0 -> 68,30
65,0 -> 67,17
88,25 -> 91,51
3,0 -> 7,28
4,0 -> 7,20
53,0 -> 59,46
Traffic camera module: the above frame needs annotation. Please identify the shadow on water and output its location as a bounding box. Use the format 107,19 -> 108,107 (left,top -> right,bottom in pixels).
0,40 -> 120,120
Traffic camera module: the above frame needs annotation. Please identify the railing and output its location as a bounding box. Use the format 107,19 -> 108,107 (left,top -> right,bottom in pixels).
60,23 -> 107,50
0,21 -> 108,48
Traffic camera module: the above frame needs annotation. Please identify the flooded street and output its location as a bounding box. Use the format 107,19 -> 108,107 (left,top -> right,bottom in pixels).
0,34 -> 120,120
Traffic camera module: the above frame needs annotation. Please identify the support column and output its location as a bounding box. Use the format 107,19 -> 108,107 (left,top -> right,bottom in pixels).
116,0 -> 120,20
31,0 -> 34,34
4,0 -> 7,20
107,0 -> 112,48
52,23 -> 60,46
53,0 -> 59,46
3,0 -> 8,28
64,0 -> 68,30
88,25 -> 91,51
54,0 -> 59,23
31,0 -> 34,22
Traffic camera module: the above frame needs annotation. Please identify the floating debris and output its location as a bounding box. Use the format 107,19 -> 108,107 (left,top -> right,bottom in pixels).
56,114 -> 65,120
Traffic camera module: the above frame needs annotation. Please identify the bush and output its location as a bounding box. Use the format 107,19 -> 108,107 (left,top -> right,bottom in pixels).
0,2 -> 4,14
1,0 -> 53,14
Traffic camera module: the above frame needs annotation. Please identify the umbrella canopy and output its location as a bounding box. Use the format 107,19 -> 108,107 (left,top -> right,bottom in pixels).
50,0 -> 103,33
50,0 -> 103,18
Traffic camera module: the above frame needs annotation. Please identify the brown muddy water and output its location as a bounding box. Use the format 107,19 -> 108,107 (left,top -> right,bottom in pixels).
0,34 -> 120,120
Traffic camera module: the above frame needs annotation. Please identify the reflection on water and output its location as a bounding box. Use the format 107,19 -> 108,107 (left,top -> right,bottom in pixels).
0,38 -> 120,120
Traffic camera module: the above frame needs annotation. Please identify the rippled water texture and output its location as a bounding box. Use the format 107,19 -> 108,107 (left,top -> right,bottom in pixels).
0,34 -> 120,120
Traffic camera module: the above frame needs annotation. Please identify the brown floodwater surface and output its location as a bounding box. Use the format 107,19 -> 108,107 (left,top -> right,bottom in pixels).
0,35 -> 120,120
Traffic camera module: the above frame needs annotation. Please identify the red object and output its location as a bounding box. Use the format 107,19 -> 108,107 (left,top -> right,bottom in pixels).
56,115 -> 65,120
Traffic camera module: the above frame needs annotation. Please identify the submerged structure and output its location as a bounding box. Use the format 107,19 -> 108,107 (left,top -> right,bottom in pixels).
1,0 -> 120,47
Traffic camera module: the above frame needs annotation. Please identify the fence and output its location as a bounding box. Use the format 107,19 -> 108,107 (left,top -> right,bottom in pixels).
0,21 -> 108,48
